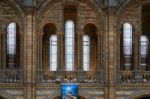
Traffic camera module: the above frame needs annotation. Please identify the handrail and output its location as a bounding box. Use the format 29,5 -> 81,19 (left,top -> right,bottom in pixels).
0,69 -> 23,83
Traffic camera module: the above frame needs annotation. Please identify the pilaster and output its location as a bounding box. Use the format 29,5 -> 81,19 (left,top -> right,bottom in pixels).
57,33 -> 62,71
134,33 -> 141,80
97,33 -> 104,81
24,7 -> 36,99
104,7 -> 116,99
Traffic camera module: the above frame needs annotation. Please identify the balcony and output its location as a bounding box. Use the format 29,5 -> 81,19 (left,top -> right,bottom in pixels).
36,69 -> 102,84
0,69 -> 23,83
117,71 -> 150,83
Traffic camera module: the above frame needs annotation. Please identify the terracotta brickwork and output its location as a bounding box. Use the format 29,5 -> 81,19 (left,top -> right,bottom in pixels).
0,0 -> 150,99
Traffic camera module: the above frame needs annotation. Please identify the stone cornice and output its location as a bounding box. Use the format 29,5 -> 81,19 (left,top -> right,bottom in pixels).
0,83 -> 23,89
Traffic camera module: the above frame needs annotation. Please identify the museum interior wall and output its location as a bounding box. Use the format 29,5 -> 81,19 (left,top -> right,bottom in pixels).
0,0 -> 150,99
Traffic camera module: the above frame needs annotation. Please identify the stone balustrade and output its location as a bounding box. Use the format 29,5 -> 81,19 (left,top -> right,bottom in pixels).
0,69 -> 23,83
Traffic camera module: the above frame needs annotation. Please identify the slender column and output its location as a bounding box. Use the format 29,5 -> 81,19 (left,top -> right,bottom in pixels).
38,34 -> 43,69
134,33 -> 141,80
61,33 -> 65,71
57,33 -> 64,77
0,32 -> 1,69
24,8 -> 36,99
98,33 -> 104,81
78,33 -> 83,70
116,31 -> 121,81
133,33 -> 140,70
45,40 -> 49,70
2,32 -> 6,69
57,33 -> 62,71
43,41 -> 46,70
37,34 -> 43,82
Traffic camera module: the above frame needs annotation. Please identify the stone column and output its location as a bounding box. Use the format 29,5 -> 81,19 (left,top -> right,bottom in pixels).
2,32 -> 6,69
37,34 -> 43,82
78,33 -> 83,70
42,41 -> 46,70
104,7 -> 116,99
57,32 -> 65,79
134,33 -> 140,70
116,31 -> 121,81
61,33 -> 65,71
24,8 -> 36,99
0,32 -> 1,69
77,32 -> 83,81
98,33 -> 104,81
57,33 -> 62,71
134,33 -> 141,80
37,34 -> 43,69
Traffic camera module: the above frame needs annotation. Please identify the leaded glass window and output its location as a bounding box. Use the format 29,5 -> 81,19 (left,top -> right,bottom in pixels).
83,35 -> 90,71
140,35 -> 149,66
7,23 -> 16,68
49,35 -> 57,71
123,23 -> 132,66
65,20 -> 74,71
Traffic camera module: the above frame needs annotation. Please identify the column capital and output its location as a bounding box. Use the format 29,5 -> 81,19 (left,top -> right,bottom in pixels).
25,7 -> 36,15
57,32 -> 63,35
97,32 -> 104,37
37,33 -> 43,36
78,32 -> 84,35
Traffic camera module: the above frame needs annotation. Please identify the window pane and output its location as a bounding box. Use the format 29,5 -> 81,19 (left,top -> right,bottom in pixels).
65,20 -> 74,71
49,35 -> 57,71
140,36 -> 148,59
123,23 -> 132,56
83,35 -> 90,71
7,23 -> 17,68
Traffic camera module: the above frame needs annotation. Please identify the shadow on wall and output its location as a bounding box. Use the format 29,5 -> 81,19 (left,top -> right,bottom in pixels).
0,96 -> 7,99
137,96 -> 150,99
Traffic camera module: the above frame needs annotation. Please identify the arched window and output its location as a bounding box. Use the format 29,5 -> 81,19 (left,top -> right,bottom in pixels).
49,35 -> 57,71
123,23 -> 132,69
65,20 -> 74,71
140,35 -> 149,66
7,22 -> 16,68
83,35 -> 90,71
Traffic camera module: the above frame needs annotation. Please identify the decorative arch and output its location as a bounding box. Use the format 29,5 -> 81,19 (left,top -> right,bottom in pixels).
37,0 -> 104,32
83,23 -> 98,72
0,0 -> 24,17
117,0 -> 150,29
43,23 -> 57,36
0,1 -> 24,36
84,23 -> 97,36
125,90 -> 150,99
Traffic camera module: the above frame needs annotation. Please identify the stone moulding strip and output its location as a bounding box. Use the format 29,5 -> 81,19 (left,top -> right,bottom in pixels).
125,90 -> 150,99
0,90 -> 16,99
0,83 -> 23,89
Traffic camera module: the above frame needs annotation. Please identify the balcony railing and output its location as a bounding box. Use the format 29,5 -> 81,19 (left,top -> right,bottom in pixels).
117,71 -> 150,83
0,69 -> 23,83
36,69 -> 101,83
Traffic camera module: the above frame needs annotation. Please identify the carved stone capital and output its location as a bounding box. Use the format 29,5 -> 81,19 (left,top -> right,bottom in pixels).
25,7 -> 36,15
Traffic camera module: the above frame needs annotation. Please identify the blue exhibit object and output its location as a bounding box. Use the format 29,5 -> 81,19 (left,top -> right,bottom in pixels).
61,83 -> 78,99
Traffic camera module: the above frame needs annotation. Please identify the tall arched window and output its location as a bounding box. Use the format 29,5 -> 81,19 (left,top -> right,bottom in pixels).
65,20 -> 74,71
83,35 -> 90,71
123,23 -> 132,69
7,22 -> 16,68
140,35 -> 149,66
49,35 -> 57,71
